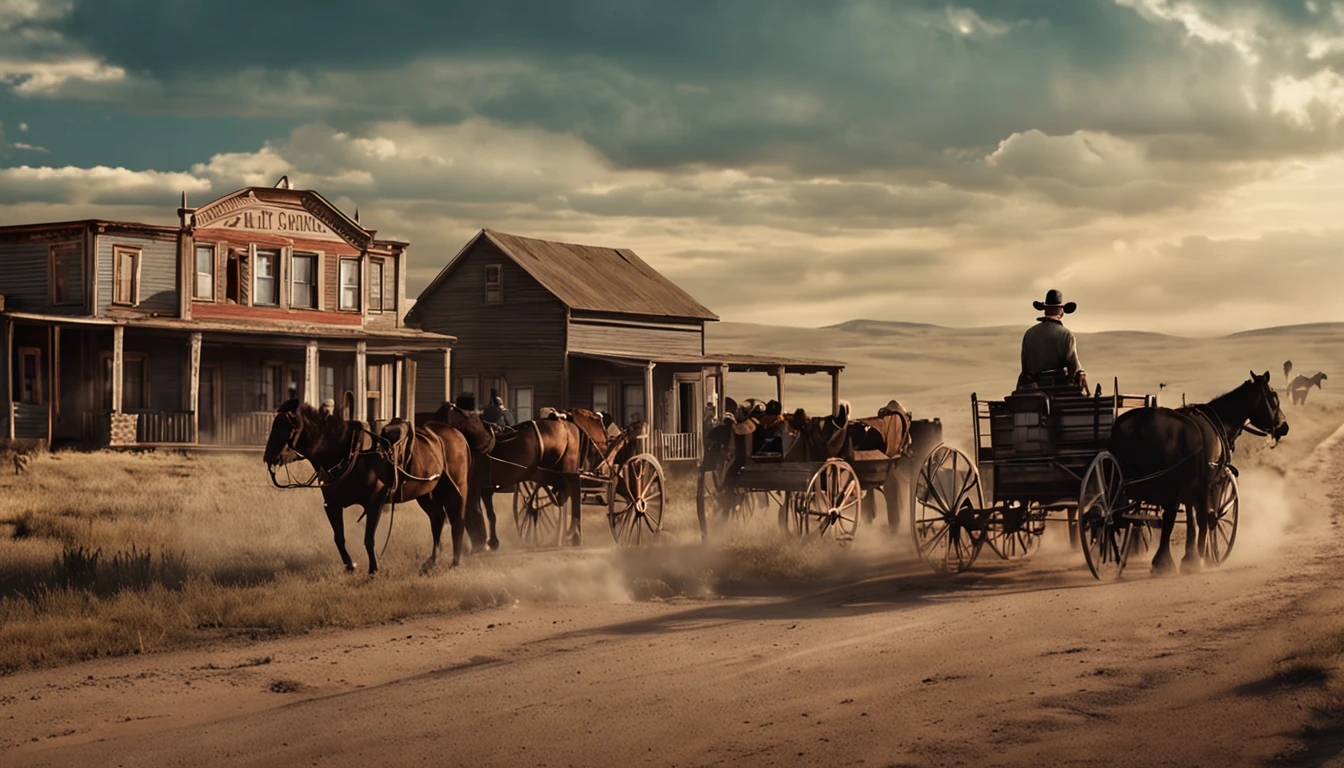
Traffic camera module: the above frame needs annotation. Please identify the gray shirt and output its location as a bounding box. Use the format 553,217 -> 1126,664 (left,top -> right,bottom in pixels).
1020,317 -> 1084,379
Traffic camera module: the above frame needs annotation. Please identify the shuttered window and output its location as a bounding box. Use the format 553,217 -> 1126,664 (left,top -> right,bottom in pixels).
382,260 -> 395,312
50,243 -> 81,306
112,247 -> 140,306
194,245 -> 215,300
292,253 -> 317,309
339,258 -> 360,311
368,258 -> 384,313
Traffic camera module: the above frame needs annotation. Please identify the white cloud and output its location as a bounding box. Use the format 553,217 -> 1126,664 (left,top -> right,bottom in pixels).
0,56 -> 126,95
0,165 -> 210,205
17,121 -> 27,132
1116,0 -> 1260,61
12,141 -> 46,152
1270,70 -> 1344,127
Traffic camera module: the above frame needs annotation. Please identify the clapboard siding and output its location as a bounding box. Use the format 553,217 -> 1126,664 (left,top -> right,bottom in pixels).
123,340 -> 184,412
415,352 -> 446,410
415,238 -> 566,409
97,234 -> 179,316
567,318 -> 704,357
0,239 -> 86,314
13,403 -> 47,440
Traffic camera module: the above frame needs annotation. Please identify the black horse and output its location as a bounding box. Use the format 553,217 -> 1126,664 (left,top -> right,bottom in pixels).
1109,371 -> 1287,574
263,399 -> 483,574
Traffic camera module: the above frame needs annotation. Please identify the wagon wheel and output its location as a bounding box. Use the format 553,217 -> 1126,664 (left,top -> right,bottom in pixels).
910,445 -> 985,573
985,502 -> 1045,561
1078,452 -> 1131,581
1205,466 -> 1239,565
784,459 -> 862,543
513,480 -> 564,548
609,454 -> 665,548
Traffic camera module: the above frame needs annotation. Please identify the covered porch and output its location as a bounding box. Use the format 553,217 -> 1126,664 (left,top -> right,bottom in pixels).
567,351 -> 845,462
1,312 -> 453,448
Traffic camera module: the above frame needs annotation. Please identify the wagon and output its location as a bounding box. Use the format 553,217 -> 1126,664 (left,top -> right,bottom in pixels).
908,379 -> 1235,580
697,403 -> 945,543
510,420 -> 666,549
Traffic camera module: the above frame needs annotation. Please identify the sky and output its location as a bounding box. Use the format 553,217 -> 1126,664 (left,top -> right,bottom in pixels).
2,0 -> 1344,334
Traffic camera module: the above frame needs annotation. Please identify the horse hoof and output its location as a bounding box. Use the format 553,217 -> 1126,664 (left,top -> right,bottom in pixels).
1151,559 -> 1177,576
420,559 -> 437,574
449,558 -> 460,568
488,539 -> 500,551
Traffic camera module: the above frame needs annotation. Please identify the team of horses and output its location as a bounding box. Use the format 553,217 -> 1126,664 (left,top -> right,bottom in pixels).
263,370 -> 1290,578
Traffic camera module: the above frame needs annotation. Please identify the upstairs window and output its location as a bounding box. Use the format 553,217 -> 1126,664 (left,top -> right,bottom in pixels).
50,242 -> 80,306
381,260 -> 395,312
194,245 -> 215,301
368,258 -> 384,313
292,253 -> 317,309
112,247 -> 140,306
339,258 -> 361,311
253,249 -> 279,306
485,264 -> 503,304
226,249 -> 243,304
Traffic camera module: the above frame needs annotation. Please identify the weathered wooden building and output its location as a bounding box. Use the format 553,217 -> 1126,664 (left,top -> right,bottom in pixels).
407,229 -> 842,460
0,181 -> 452,446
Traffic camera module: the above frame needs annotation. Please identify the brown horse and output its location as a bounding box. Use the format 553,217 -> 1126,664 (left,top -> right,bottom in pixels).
1288,372 -> 1327,405
263,399 -> 478,574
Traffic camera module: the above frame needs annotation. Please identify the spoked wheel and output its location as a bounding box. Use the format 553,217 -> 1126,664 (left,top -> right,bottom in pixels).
784,459 -> 862,543
1078,451 -> 1131,581
911,445 -> 985,573
1205,466 -> 1239,566
513,480 -> 565,548
985,502 -> 1045,561
609,454 -> 665,547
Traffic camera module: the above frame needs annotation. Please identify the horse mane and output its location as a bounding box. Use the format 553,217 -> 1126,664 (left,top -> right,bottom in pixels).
432,401 -> 495,454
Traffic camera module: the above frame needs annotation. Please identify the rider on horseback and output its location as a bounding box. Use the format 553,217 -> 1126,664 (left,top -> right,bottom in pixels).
1018,289 -> 1088,395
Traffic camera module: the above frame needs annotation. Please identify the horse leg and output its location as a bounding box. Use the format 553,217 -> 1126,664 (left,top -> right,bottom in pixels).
1151,503 -> 1178,575
464,481 -> 490,552
442,483 -> 468,567
362,495 -> 386,576
564,476 -> 583,547
480,489 -> 500,550
322,489 -> 356,572
1180,504 -> 1202,574
415,495 -> 447,572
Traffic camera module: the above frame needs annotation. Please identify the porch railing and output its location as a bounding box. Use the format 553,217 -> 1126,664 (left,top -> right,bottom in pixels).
137,411 -> 194,444
209,412 -> 274,446
658,431 -> 701,461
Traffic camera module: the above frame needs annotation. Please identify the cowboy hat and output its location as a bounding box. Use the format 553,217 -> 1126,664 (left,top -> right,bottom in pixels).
1033,288 -> 1076,314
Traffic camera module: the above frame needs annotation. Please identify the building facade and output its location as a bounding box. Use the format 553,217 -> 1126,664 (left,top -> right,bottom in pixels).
0,181 -> 453,447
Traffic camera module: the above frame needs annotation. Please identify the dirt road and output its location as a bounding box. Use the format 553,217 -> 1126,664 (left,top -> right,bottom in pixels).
5,433 -> 1344,767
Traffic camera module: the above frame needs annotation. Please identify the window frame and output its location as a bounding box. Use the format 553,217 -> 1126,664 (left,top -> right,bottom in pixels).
485,263 -> 503,305
252,248 -> 280,307
111,246 -> 141,307
18,346 -> 43,405
368,257 -> 384,314
291,252 -> 319,310
258,360 -> 284,412
622,382 -> 645,427
338,257 -> 361,312
49,242 -> 81,306
98,350 -> 150,411
512,386 -> 534,423
193,243 -> 216,301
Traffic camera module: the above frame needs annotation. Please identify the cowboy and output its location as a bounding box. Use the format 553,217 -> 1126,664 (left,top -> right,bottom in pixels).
1018,289 -> 1088,394
481,390 -> 513,426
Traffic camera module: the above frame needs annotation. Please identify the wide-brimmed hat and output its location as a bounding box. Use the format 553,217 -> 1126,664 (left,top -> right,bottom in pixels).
1033,289 -> 1076,314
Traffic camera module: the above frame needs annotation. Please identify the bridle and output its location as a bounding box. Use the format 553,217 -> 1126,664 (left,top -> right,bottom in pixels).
267,409 -> 366,489
1240,377 -> 1282,441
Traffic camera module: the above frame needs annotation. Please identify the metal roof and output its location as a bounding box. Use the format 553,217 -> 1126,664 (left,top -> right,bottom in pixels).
408,229 -> 719,322
569,350 -> 844,374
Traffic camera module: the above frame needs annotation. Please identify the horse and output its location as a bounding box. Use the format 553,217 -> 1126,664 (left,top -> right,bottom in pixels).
1109,371 -> 1288,575
1288,372 -> 1327,405
263,398 -> 479,574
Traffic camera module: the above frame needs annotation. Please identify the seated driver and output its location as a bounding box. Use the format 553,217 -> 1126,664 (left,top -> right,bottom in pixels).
1018,289 -> 1088,395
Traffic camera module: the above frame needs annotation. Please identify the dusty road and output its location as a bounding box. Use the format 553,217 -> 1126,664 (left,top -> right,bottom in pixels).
5,432 -> 1344,767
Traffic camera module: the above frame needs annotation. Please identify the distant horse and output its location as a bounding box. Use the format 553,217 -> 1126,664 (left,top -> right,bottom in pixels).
1284,360 -> 1293,386
1288,372 -> 1327,405
1109,371 -> 1288,574
263,398 -> 479,574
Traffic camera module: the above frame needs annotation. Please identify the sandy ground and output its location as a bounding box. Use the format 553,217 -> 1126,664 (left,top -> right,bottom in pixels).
5,321 -> 1344,767
3,428 -> 1344,766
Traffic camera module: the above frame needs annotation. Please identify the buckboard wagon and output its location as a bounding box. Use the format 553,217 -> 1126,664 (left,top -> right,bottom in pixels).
907,379 -> 1229,580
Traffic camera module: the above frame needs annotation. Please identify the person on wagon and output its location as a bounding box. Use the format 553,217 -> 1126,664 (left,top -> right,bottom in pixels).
1018,289 -> 1088,395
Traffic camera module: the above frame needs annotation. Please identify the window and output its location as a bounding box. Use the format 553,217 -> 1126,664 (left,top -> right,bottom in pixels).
512,387 -> 534,423
623,383 -> 645,427
18,347 -> 42,405
113,247 -> 140,306
292,253 -> 317,309
254,249 -> 279,306
592,383 -> 610,415
369,258 -> 384,313
456,376 -> 477,407
50,243 -> 80,306
485,264 -> 502,304
98,351 -> 149,410
226,249 -> 243,303
320,365 -> 336,405
339,258 -> 360,311
194,245 -> 215,300
382,260 -> 395,312
259,362 -> 283,411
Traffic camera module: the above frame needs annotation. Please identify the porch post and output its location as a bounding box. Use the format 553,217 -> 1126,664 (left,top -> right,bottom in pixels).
644,361 -> 655,429
112,325 -> 124,413
775,365 -> 786,411
830,369 -> 841,416
404,355 -> 417,425
304,340 -> 318,405
442,348 -> 452,407
4,319 -> 13,440
717,364 -> 729,420
188,332 -> 201,443
393,356 -> 404,419
354,341 -> 367,422
48,325 -> 59,443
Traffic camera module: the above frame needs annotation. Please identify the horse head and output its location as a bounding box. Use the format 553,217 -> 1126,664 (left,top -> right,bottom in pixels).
1247,370 -> 1289,441
264,398 -> 312,467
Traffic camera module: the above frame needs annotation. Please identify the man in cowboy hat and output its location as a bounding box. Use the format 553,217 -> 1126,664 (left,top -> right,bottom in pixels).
1018,289 -> 1088,394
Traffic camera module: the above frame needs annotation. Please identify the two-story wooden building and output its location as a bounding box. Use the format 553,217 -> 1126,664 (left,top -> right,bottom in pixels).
407,229 -> 842,460
0,180 -> 452,447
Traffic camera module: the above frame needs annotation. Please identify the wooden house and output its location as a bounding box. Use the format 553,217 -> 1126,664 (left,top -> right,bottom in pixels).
0,180 -> 452,447
406,229 -> 843,460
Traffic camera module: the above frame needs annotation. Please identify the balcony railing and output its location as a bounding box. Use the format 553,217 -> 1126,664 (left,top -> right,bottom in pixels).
658,431 -> 701,461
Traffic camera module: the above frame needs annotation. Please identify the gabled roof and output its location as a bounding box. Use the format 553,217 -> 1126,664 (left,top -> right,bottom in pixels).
408,229 -> 718,323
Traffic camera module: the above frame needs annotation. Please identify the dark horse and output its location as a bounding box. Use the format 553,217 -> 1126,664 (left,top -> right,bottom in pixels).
434,403 -> 603,549
1109,371 -> 1288,574
263,399 -> 480,574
